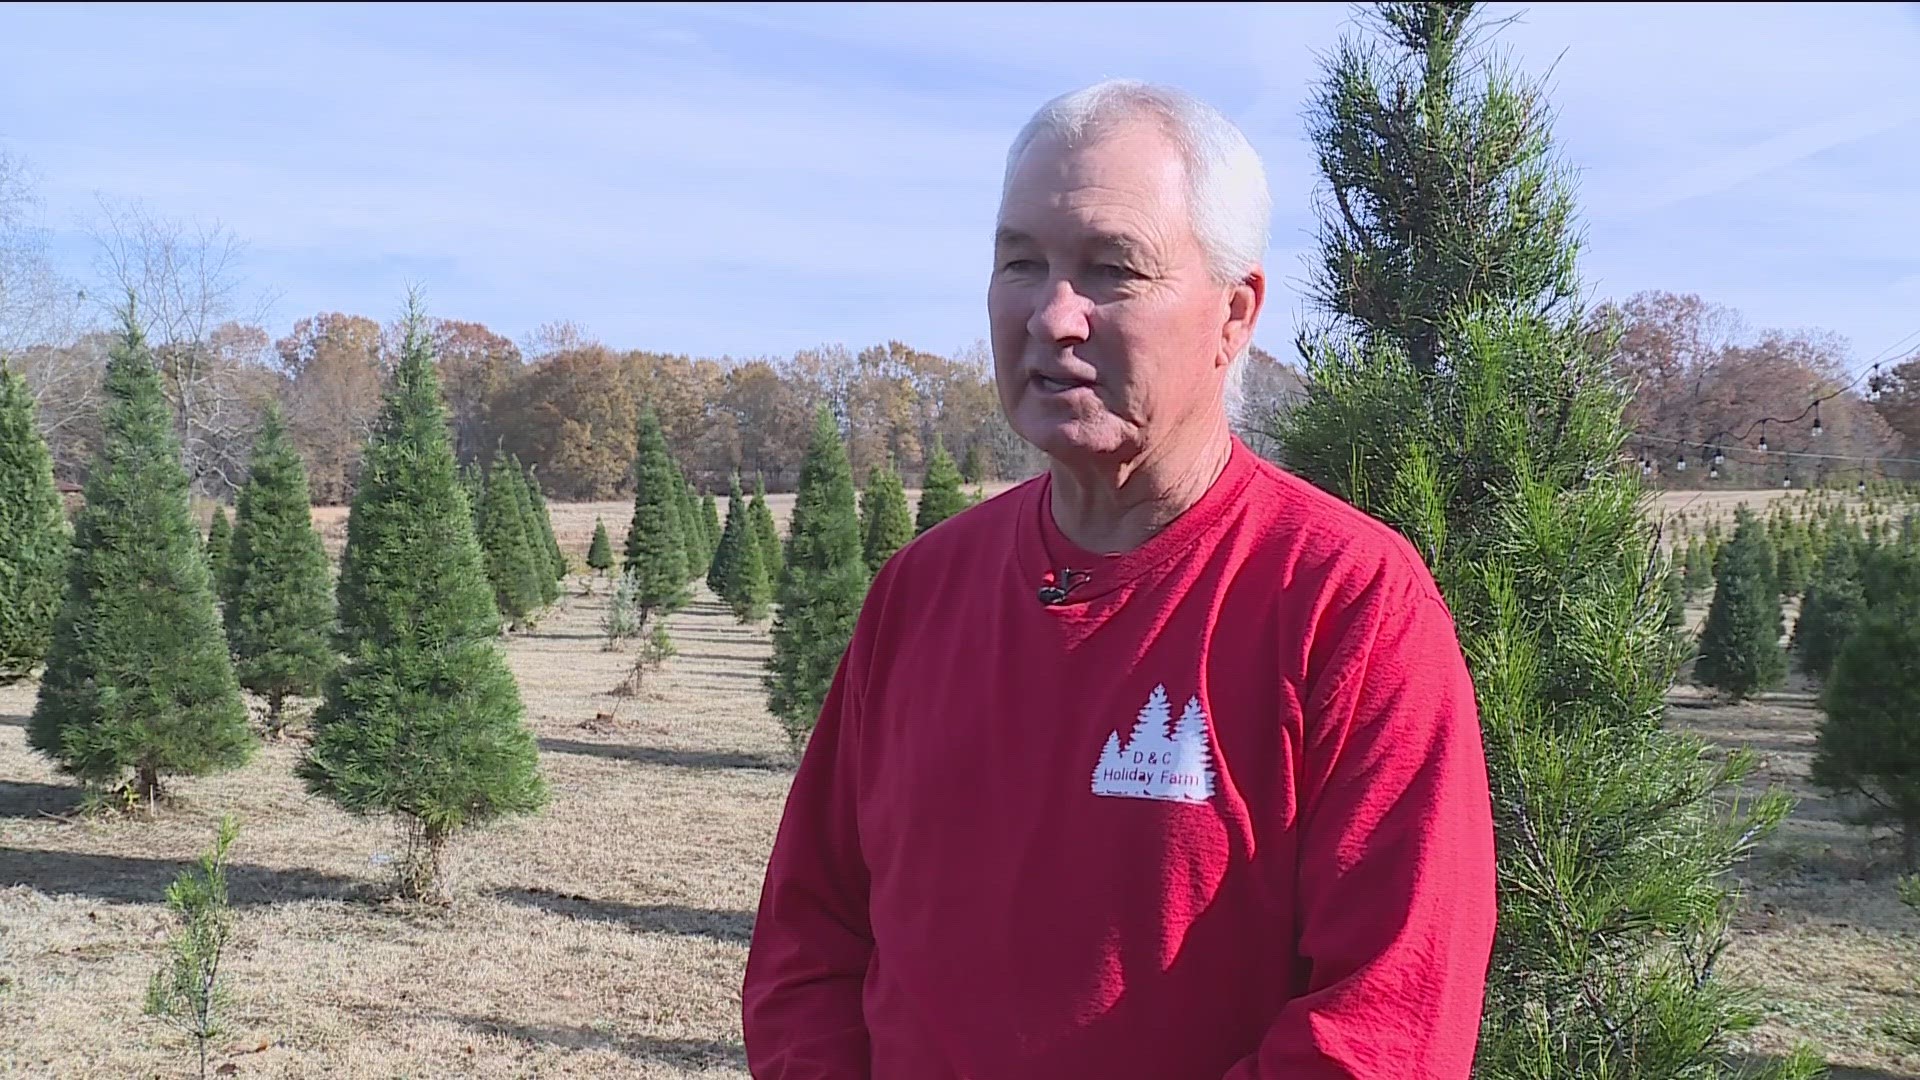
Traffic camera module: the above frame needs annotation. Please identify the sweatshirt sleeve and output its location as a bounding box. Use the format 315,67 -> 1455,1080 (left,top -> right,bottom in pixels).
1222,586 -> 1497,1080
740,640 -> 875,1079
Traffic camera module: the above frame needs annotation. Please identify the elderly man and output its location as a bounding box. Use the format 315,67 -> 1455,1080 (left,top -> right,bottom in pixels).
741,79 -> 1497,1079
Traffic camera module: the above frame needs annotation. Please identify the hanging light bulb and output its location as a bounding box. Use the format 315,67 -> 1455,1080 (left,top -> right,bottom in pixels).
1782,474 -> 1792,489
1811,400 -> 1823,438
1758,431 -> 1769,453
1713,446 -> 1725,466
1675,452 -> 1687,472
1708,463 -> 1720,480
1858,478 -> 1868,495
1641,459 -> 1653,477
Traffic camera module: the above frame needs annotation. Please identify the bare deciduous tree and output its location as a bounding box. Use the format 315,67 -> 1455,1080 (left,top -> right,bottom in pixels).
88,196 -> 279,498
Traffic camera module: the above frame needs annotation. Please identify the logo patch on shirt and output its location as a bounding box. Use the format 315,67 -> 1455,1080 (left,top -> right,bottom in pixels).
1091,684 -> 1216,803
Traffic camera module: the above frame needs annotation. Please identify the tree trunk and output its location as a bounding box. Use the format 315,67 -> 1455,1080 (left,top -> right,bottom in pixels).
267,690 -> 286,738
1904,819 -> 1917,873
133,764 -> 161,807
401,818 -> 452,905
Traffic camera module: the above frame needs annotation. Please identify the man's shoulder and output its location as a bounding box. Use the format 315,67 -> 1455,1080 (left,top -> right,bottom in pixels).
1236,451 -> 1444,611
891,474 -> 1038,565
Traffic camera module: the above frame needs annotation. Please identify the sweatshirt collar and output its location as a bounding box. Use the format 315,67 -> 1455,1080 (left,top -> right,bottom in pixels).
1019,436 -> 1257,607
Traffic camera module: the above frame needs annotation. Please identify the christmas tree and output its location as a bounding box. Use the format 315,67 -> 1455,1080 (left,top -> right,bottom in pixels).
914,438 -> 967,536
506,456 -> 558,607
0,361 -> 69,684
622,409 -> 691,622
725,486 -> 774,624
749,473 -> 783,583
1812,546 -> 1920,868
700,490 -> 722,569
586,518 -> 614,577
1790,534 -> 1866,683
1274,6 -> 1806,1076
707,474 -> 746,597
204,505 -> 232,595
28,311 -> 253,803
859,458 -> 913,573
479,453 -> 544,628
296,297 -> 545,902
766,407 -> 867,748
1694,509 -> 1788,701
223,405 -> 336,734
523,463 -> 566,583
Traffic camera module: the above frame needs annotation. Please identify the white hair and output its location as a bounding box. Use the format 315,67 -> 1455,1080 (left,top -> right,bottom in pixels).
1001,78 -> 1271,422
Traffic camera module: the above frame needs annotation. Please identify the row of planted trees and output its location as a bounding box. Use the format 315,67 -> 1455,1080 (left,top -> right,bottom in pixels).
1686,497 -> 1920,868
5,299 -> 548,904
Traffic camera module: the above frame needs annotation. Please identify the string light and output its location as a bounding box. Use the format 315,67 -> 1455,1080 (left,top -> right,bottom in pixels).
1811,400 -> 1823,438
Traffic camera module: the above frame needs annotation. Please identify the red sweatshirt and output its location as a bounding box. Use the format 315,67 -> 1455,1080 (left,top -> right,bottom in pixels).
742,437 -> 1497,1079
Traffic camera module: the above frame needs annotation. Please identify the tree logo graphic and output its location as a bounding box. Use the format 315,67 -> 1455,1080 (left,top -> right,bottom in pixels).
1090,684 -> 1216,803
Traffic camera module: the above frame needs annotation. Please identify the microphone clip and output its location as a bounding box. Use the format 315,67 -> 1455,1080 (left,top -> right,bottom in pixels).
1037,568 -> 1090,606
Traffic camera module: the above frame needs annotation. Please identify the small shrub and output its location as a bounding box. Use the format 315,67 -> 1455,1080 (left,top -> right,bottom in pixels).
146,815 -> 240,1080
602,570 -> 642,650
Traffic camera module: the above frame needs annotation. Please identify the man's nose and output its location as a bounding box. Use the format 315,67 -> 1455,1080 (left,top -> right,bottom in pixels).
1028,278 -> 1091,346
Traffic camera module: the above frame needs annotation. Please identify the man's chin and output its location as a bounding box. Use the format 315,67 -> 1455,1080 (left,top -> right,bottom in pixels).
1011,415 -> 1133,462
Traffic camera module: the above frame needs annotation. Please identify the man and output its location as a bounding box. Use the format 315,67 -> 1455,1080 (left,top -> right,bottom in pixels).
742,79 -> 1497,1079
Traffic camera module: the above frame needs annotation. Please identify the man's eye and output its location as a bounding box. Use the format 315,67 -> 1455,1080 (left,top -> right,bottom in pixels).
1001,259 -> 1039,271
1099,264 -> 1141,279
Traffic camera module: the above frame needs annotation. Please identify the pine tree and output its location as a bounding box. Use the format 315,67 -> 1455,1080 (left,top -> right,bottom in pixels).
28,313 -> 253,803
586,518 -> 614,576
707,474 -> 747,597
860,459 -> 914,574
1696,510 -> 1788,702
960,441 -> 987,484
507,457 -> 558,607
701,489 -> 722,566
749,473 -> 783,583
523,465 -> 566,584
725,495 -> 774,624
224,406 -> 335,734
1275,7 -> 1806,1077
622,409 -> 691,622
0,362 -> 69,684
676,478 -> 706,583
203,505 -> 231,594
914,439 -> 967,536
1812,547 -> 1920,868
296,298 -> 545,903
1791,535 -> 1867,683
459,461 -> 485,539
479,454 -> 543,628
1663,553 -> 1687,632
766,408 -> 867,748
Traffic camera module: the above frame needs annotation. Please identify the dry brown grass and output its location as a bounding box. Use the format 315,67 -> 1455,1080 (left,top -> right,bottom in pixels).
8,488 -> 1920,1076
1,585 -> 785,1078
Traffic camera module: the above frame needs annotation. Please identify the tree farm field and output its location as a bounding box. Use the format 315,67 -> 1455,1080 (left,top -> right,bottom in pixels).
1,488 -> 1916,1079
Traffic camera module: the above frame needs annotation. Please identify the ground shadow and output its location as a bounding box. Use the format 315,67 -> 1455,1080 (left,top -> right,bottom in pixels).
0,713 -> 28,728
0,848 -> 364,905
493,885 -> 754,944
537,737 -> 786,772
671,650 -> 768,666
0,780 -> 84,818
460,1015 -> 746,1066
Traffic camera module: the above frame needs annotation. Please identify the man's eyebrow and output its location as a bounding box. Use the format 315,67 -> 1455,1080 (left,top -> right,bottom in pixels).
993,227 -> 1149,256
993,226 -> 1032,248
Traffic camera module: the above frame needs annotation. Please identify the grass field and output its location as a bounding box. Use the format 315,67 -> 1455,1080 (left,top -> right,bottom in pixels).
4,485 -> 1919,1077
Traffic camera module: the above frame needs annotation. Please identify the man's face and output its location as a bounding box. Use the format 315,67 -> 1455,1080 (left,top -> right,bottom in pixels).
988,122 -> 1257,465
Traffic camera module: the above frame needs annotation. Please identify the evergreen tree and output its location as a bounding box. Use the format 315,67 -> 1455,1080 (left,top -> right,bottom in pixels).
523,465 -> 566,584
860,459 -> 914,574
459,461 -> 485,539
1791,535 -> 1867,683
914,439 -> 967,536
1275,8 -> 1806,1077
507,457 -> 558,607
479,453 -> 543,628
586,518 -> 614,576
1695,509 -> 1788,701
296,299 -> 545,903
28,313 -> 253,803
960,441 -> 987,485
766,408 -> 866,748
224,406 -> 335,734
707,474 -> 747,597
700,490 -> 722,566
1812,549 -> 1920,868
203,505 -> 231,597
0,362 -> 69,684
1663,553 -> 1687,632
749,473 -> 783,582
622,409 -> 690,622
725,494 -> 774,624
676,478 -> 706,583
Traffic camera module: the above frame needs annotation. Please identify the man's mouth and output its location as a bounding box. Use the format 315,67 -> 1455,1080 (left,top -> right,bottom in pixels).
1033,374 -> 1093,393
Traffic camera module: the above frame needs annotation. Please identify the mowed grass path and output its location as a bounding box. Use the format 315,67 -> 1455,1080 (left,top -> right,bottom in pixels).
0,582 -> 784,1078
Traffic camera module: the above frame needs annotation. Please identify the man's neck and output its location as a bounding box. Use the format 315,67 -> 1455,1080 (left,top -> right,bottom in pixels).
1048,417 -> 1234,555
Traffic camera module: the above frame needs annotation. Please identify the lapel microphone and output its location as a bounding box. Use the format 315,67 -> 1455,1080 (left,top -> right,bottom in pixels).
1037,568 -> 1090,606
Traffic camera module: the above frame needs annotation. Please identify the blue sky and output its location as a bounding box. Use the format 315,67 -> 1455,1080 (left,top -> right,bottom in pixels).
3,2 -> 1918,370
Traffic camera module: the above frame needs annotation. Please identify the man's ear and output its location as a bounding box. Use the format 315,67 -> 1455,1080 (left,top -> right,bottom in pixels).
1220,268 -> 1266,369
